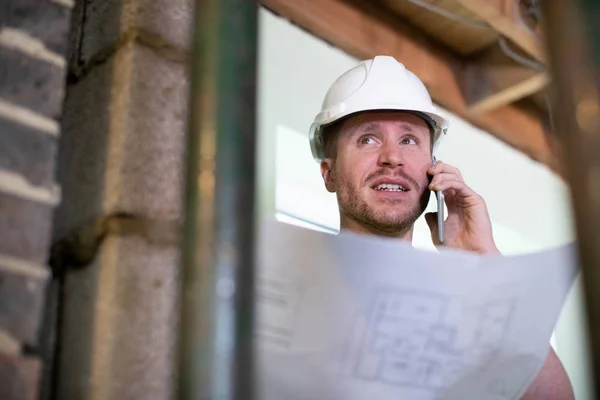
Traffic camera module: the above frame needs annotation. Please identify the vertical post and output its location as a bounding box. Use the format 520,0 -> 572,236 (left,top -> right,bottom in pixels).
178,0 -> 258,398
541,0 -> 600,394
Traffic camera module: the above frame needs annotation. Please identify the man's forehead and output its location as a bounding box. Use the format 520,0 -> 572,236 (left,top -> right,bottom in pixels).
342,111 -> 430,133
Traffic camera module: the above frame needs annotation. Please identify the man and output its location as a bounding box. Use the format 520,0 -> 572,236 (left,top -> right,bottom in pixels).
309,56 -> 574,399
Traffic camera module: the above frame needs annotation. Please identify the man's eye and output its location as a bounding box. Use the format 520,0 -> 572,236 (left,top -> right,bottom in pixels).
360,136 -> 376,145
401,137 -> 417,145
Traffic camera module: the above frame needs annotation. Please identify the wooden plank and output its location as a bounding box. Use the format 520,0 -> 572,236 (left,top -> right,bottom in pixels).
383,0 -> 548,111
379,0 -> 499,55
541,1 -> 600,392
453,0 -> 545,62
464,42 -> 549,113
260,0 -> 558,173
465,69 -> 548,113
451,0 -> 548,110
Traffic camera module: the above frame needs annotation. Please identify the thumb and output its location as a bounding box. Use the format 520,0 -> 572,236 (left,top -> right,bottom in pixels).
425,212 -> 441,246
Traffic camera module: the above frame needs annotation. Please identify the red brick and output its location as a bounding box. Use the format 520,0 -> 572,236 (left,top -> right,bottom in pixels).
0,116 -> 58,188
0,193 -> 53,264
2,0 -> 72,56
0,269 -> 48,345
0,47 -> 66,118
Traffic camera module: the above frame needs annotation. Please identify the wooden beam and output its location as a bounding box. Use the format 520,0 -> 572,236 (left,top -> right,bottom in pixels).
453,0 -> 549,110
464,42 -> 549,113
260,0 -> 558,173
541,2 -> 600,388
453,0 -> 545,62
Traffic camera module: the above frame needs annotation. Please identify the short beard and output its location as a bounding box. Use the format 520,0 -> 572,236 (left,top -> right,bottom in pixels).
336,169 -> 431,236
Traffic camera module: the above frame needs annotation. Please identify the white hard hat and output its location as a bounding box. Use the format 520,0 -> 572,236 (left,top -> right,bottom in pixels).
309,55 -> 449,162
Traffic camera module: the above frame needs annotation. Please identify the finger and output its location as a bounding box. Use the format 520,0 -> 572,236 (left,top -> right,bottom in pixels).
429,171 -> 464,187
424,212 -> 442,246
429,179 -> 476,197
429,161 -> 463,179
428,161 -> 464,180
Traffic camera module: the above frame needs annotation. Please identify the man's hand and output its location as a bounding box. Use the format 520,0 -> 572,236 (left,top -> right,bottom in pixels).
424,161 -> 574,399
424,160 -> 499,254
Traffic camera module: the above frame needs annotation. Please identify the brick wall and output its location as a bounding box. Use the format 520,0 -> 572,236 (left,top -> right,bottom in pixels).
0,1 -> 73,399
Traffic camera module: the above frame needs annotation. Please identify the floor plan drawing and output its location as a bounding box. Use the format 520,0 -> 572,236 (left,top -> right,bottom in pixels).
347,287 -> 517,391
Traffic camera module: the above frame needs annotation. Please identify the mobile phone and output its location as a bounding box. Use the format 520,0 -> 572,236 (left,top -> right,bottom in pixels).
432,156 -> 445,244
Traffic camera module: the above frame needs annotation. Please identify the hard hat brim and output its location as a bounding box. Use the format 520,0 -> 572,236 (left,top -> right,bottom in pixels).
309,107 -> 448,162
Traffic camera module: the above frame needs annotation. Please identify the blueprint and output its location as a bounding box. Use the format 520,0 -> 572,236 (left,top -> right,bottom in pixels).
255,219 -> 578,400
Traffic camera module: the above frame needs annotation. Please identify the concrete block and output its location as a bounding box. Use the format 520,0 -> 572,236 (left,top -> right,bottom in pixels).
0,354 -> 41,400
55,41 -> 187,240
106,42 -> 188,221
57,234 -> 180,400
0,116 -> 57,188
0,46 -> 65,118
0,268 -> 47,345
0,193 -> 53,263
53,47 -> 116,239
2,0 -> 72,56
80,0 -> 193,63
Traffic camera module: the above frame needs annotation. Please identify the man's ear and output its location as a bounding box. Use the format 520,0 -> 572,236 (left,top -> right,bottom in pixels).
320,158 -> 337,193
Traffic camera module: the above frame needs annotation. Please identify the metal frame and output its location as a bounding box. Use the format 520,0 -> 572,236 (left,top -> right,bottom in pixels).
177,1 -> 258,398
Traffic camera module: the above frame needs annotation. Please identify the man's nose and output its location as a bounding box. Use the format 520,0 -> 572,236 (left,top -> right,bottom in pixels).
378,142 -> 404,167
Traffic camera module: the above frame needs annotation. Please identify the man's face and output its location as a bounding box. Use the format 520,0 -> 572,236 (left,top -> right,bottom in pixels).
321,111 -> 433,235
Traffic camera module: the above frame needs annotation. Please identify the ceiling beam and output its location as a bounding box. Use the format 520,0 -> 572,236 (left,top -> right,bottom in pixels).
260,0 -> 559,173
453,0 -> 549,111
453,0 -> 546,62
463,42 -> 549,113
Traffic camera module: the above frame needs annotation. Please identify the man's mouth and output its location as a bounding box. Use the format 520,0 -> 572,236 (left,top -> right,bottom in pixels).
373,183 -> 408,192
